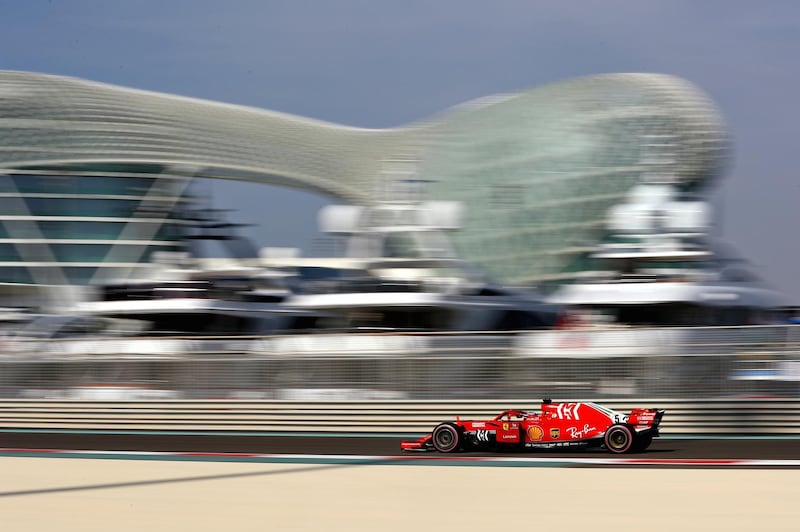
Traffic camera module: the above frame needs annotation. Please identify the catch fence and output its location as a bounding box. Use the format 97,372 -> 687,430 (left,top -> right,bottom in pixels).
0,324 -> 798,401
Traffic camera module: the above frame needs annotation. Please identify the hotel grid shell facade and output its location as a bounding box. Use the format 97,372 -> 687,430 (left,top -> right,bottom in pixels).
0,70 -> 727,287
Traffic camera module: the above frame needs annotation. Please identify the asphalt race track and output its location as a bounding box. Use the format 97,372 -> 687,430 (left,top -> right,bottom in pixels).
1,431 -> 798,461
2,432 -> 798,530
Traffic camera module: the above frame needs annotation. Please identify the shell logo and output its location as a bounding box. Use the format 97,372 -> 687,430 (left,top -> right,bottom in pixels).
527,425 -> 544,441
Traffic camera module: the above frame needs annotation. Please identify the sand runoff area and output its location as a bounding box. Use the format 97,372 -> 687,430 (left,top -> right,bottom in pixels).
0,456 -> 797,531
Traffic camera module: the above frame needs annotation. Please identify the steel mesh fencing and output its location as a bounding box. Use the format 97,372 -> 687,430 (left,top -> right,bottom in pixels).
0,325 -> 798,400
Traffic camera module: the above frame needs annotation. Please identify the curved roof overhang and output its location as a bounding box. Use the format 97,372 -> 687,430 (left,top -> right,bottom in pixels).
0,70 -> 421,204
0,71 -> 728,200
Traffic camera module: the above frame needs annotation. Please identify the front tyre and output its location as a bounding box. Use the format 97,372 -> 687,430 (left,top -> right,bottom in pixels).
431,422 -> 461,453
604,424 -> 634,454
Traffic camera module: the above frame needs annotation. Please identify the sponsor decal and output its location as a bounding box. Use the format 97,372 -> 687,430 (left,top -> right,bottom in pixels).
555,403 -> 581,420
472,422 -> 486,428
636,413 -> 655,424
502,423 -> 509,431
527,425 -> 544,441
550,428 -> 560,439
501,433 -> 517,441
475,430 -> 496,442
526,441 -> 586,449
566,424 -> 597,440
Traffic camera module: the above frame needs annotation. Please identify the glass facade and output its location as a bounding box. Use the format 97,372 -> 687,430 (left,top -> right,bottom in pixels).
418,76 -> 727,285
0,70 -> 728,287
0,167 -> 189,285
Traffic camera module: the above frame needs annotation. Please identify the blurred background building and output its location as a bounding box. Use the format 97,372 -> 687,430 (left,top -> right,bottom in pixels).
0,70 -> 797,401
0,70 -> 728,292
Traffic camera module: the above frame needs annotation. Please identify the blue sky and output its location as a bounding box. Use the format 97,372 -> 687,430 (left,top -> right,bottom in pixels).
2,1 -> 799,300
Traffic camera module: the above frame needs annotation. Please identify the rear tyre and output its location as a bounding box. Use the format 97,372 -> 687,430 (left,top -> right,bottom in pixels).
633,434 -> 653,452
604,424 -> 634,454
431,422 -> 461,453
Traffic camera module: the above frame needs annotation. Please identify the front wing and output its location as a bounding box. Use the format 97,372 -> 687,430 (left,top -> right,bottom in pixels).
400,434 -> 433,451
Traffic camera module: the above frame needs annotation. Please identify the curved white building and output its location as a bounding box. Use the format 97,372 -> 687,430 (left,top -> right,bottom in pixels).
0,70 -> 728,288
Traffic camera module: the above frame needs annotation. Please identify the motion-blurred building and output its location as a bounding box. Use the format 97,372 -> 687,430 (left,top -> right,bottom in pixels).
0,70 -> 728,302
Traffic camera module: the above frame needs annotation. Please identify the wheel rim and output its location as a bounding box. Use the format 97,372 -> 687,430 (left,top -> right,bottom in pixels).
435,429 -> 454,448
434,426 -> 457,451
608,428 -> 629,450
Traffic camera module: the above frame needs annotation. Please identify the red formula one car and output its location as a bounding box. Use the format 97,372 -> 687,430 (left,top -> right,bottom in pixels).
401,399 -> 664,454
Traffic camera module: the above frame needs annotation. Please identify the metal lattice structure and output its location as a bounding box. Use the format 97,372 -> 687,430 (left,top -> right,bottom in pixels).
418,74 -> 729,284
0,70 -> 728,286
0,325 -> 797,400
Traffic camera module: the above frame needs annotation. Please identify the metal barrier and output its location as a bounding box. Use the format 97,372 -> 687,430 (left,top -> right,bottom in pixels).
1,325 -> 797,434
0,326 -> 799,401
0,399 -> 799,435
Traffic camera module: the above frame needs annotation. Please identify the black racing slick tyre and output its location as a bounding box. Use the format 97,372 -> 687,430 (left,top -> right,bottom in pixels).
633,434 -> 653,452
431,422 -> 461,453
604,424 -> 634,454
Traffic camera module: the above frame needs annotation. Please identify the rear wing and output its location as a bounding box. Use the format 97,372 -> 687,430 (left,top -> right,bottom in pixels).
627,408 -> 665,430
